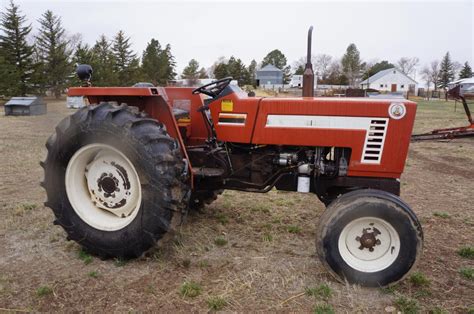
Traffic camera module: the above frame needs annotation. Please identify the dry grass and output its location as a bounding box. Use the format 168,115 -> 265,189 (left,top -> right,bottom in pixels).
0,99 -> 473,312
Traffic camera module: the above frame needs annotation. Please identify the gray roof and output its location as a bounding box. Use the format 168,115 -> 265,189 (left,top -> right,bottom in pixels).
5,97 -> 44,106
258,64 -> 282,72
360,68 -> 417,85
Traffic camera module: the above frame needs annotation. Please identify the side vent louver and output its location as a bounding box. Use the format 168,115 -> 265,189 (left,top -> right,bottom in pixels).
361,119 -> 388,164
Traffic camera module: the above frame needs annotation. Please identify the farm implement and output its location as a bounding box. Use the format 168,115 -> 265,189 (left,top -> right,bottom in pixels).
412,85 -> 474,141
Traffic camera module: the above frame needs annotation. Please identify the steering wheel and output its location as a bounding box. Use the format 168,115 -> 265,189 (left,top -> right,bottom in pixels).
192,77 -> 233,98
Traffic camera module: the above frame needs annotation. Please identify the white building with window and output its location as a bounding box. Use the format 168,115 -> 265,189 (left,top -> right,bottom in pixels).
360,68 -> 417,94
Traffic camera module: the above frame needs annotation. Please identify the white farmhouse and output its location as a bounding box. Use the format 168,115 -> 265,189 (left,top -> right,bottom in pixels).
360,68 -> 417,93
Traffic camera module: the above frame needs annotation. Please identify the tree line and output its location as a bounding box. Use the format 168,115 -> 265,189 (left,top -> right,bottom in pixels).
1,0 -> 472,99
0,1 -> 176,98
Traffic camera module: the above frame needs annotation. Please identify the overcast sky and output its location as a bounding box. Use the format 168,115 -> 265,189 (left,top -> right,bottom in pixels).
3,0 -> 473,79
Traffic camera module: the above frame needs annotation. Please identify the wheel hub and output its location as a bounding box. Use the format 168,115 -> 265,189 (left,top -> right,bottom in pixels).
356,227 -> 381,251
84,151 -> 137,218
338,217 -> 400,273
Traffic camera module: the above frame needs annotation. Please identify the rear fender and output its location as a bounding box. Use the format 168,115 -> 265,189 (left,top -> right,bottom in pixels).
68,87 -> 193,185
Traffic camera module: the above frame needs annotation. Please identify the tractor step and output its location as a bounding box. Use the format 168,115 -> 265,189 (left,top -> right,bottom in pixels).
192,167 -> 225,178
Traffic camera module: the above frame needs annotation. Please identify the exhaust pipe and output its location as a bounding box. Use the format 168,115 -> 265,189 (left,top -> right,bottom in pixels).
302,26 -> 314,97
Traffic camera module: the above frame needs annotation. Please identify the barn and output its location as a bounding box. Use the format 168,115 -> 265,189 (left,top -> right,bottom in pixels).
256,64 -> 283,88
360,68 -> 417,94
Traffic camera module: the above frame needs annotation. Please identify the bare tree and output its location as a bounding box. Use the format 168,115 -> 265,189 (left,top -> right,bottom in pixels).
314,54 -> 332,81
397,57 -> 419,76
420,60 -> 440,99
452,61 -> 462,79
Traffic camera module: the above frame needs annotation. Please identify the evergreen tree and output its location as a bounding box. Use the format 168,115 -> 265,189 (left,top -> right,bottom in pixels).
141,39 -> 176,85
437,52 -> 454,91
363,60 -> 394,80
92,35 -> 117,86
73,42 -> 94,65
35,10 -> 71,98
162,44 -> 176,82
294,65 -> 304,75
182,59 -> 200,79
227,56 -> 249,86
112,30 -> 140,86
213,62 -> 228,79
141,38 -> 163,85
341,43 -> 362,87
459,61 -> 472,79
248,59 -> 257,86
0,0 -> 35,96
198,67 -> 208,79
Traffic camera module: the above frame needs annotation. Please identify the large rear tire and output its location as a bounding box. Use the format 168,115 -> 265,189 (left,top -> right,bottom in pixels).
41,102 -> 190,258
316,189 -> 423,287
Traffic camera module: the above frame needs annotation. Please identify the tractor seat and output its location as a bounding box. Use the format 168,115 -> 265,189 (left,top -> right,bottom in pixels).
172,108 -> 189,119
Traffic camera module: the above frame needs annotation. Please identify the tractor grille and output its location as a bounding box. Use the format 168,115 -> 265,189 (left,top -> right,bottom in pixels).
361,119 -> 388,164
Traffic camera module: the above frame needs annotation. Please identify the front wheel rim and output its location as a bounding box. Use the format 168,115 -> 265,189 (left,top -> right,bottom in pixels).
338,217 -> 400,273
65,143 -> 142,231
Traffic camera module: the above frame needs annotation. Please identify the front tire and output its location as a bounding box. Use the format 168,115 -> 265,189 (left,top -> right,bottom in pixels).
316,189 -> 423,287
41,102 -> 190,258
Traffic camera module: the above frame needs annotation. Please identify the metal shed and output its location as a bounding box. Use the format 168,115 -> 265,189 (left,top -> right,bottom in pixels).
5,97 -> 47,116
256,64 -> 283,87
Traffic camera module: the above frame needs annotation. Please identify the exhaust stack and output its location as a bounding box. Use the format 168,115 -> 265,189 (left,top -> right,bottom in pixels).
302,26 -> 314,97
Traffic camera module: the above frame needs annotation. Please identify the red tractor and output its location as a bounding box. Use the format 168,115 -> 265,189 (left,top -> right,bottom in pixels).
42,28 -> 422,287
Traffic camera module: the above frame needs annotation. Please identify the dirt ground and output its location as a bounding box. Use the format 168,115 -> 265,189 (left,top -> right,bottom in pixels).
0,98 -> 473,313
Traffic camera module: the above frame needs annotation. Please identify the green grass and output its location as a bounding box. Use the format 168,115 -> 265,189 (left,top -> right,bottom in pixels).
429,307 -> 448,314
78,249 -> 93,265
395,296 -> 420,314
305,284 -> 332,300
207,296 -> 227,311
433,212 -> 450,219
214,236 -> 228,246
179,281 -> 202,298
262,232 -> 273,242
409,271 -> 430,287
313,303 -> 335,314
287,225 -> 301,234
380,284 -> 399,294
21,203 -> 37,211
198,260 -> 210,268
458,246 -> 474,259
88,271 -> 99,278
459,267 -> 474,280
215,212 -> 229,225
36,285 -> 53,297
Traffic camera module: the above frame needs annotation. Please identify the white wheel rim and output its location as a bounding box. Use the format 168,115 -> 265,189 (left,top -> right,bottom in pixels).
65,143 -> 142,231
338,217 -> 400,273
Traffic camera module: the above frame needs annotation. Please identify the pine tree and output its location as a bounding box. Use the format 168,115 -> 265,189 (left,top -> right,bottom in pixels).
112,30 -> 140,86
73,42 -> 94,65
162,44 -> 176,82
92,35 -> 117,86
141,38 -> 162,85
227,57 -> 249,86
198,67 -> 208,79
341,43 -> 362,87
213,62 -> 228,79
0,0 -> 35,96
248,59 -> 257,87
459,61 -> 472,79
182,59 -> 200,79
35,10 -> 71,98
437,52 -> 454,91
294,65 -> 304,75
